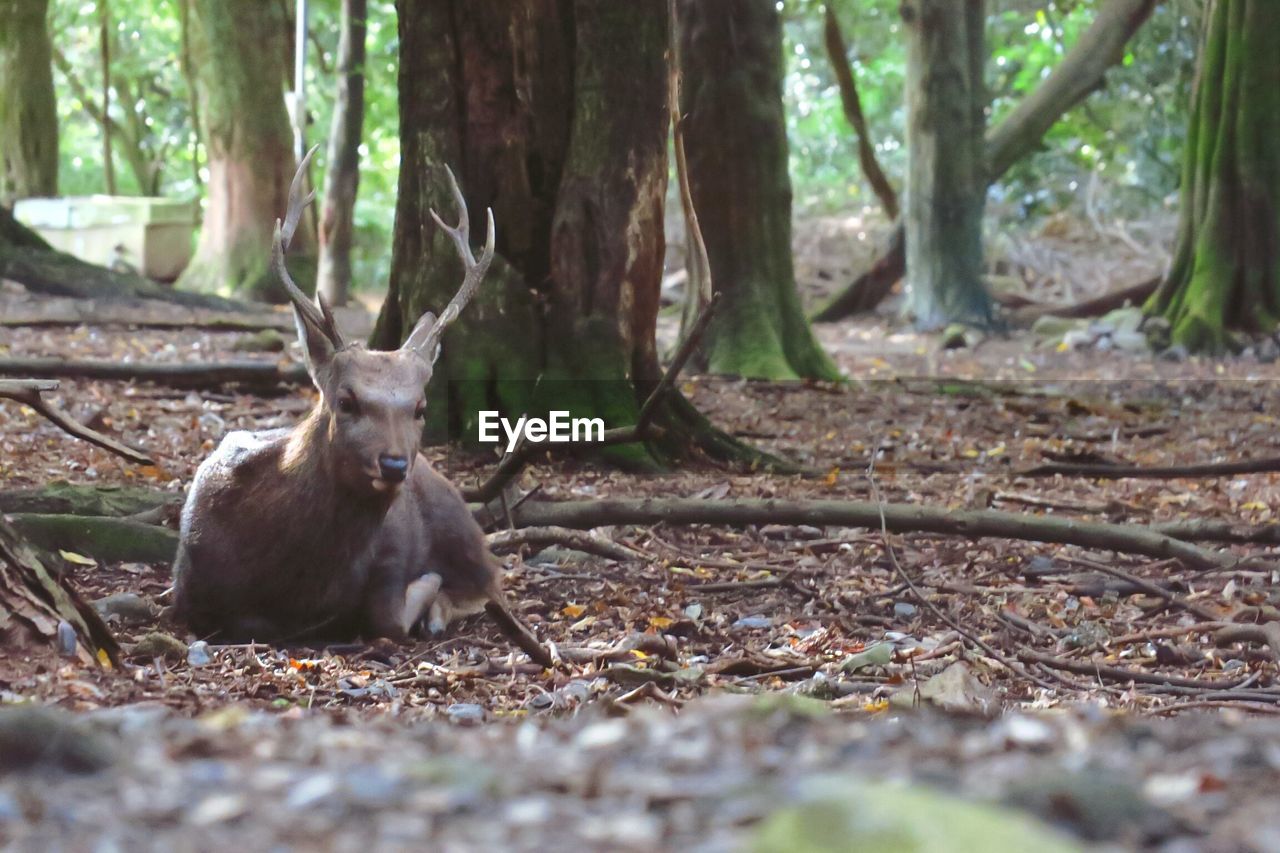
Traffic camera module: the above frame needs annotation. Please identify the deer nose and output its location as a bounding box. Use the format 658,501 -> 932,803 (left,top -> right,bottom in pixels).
377,454 -> 410,483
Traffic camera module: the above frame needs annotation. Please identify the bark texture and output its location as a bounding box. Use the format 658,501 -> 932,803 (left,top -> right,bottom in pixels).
0,0 -> 58,205
676,0 -> 839,380
1147,0 -> 1280,351
901,0 -> 990,330
178,0 -> 304,301
374,1 -> 682,458
813,0 -> 1158,324
317,0 -> 367,307
0,514 -> 118,666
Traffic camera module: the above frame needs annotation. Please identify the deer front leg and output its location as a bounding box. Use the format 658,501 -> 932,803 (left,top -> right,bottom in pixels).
364,570 -> 441,641
402,573 -> 442,636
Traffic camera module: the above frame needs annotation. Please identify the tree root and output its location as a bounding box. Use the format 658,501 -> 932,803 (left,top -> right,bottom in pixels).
497,497 -> 1230,570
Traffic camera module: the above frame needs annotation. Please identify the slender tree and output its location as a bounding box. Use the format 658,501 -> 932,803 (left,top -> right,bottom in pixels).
177,0 -> 304,300
675,0 -> 839,380
901,0 -> 990,330
374,1 -> 750,463
0,0 -> 58,205
1146,0 -> 1280,351
814,0 -> 1158,324
317,0 -> 367,306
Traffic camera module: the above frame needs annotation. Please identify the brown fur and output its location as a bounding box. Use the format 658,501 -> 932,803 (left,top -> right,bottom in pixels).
174,151 -> 516,647
173,342 -> 498,643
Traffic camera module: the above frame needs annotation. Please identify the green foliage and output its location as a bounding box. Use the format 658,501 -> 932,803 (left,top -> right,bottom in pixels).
46,0 -> 1199,292
782,0 -> 1200,221
50,0 -> 399,293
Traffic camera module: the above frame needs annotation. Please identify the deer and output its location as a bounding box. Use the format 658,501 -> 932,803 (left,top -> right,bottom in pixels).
172,148 -> 551,666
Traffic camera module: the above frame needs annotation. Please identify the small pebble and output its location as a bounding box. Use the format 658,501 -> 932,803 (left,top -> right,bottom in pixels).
187,641 -> 213,667
446,704 -> 486,725
893,602 -> 918,619
56,621 -> 78,657
733,615 -> 773,630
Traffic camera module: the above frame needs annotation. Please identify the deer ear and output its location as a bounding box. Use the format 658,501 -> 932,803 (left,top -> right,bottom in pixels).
402,311 -> 441,366
293,305 -> 336,387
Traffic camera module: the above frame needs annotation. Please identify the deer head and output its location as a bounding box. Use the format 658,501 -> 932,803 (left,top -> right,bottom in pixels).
274,146 -> 495,496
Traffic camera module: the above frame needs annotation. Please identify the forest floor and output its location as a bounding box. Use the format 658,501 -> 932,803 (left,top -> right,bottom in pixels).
4,217 -> 1280,849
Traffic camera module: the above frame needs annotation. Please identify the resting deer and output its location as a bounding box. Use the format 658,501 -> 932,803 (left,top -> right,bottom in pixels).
173,149 -> 549,665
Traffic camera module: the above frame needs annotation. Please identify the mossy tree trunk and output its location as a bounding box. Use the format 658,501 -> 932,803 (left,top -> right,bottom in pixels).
316,0 -> 366,308
1146,0 -> 1280,352
0,0 -> 58,206
675,0 -> 839,381
901,0 -> 990,331
178,0 -> 306,302
376,1 -> 750,464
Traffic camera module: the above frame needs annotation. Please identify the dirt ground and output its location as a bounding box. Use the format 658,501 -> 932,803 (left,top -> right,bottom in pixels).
4,219 -> 1280,849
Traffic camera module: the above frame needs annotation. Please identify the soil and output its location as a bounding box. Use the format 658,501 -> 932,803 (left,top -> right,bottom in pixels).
3,218 -> 1280,848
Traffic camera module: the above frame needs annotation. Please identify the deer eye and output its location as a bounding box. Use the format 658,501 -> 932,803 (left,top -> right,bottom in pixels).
414,402 -> 427,420
337,395 -> 359,416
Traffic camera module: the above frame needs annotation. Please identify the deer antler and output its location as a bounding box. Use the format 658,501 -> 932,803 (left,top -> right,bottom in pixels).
273,144 -> 344,348
411,166 -> 496,361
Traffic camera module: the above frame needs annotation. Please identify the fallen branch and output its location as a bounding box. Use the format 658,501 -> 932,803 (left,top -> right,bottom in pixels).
1062,556 -> 1220,622
8,514 -> 177,565
463,295 -> 721,504
486,526 -> 642,562
0,207 -> 241,310
1156,520 -> 1280,546
668,0 -> 714,334
0,379 -> 151,465
1019,455 -> 1280,480
1019,648 -> 1255,691
0,482 -> 178,517
0,358 -> 308,389
0,299 -> 292,331
498,497 -> 1229,570
1214,622 -> 1280,664
1009,276 -> 1160,325
812,0 -> 1159,323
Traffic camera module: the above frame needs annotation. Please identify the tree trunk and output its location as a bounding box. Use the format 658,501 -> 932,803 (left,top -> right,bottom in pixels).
317,0 -> 367,307
813,0 -> 1158,324
901,0 -> 990,330
375,1 -> 753,464
1146,0 -> 1280,352
0,0 -> 58,205
177,0 -> 305,302
675,0 -> 839,381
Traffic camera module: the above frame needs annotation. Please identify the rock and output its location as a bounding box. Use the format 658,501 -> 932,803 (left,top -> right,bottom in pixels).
130,631 -> 188,660
1110,329 -> 1151,353
940,323 -> 983,350
93,592 -> 156,625
525,546 -> 593,567
733,615 -> 773,630
1031,314 -> 1085,342
1061,328 -> 1094,350
1159,343 -> 1189,362
231,328 -> 286,353
893,602 -> 918,619
56,620 -> 78,657
0,706 -> 114,774
1097,305 -> 1144,336
1006,770 -> 1163,842
841,643 -> 893,673
446,704 -> 486,725
891,662 -> 997,716
187,640 -> 213,667
754,776 -> 1082,853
